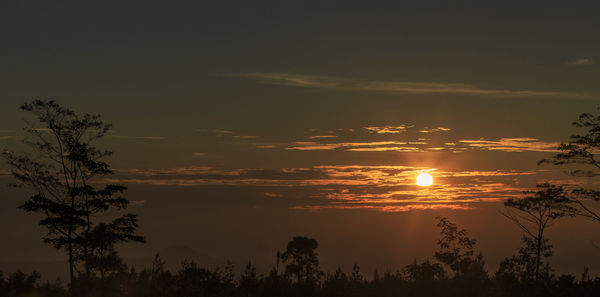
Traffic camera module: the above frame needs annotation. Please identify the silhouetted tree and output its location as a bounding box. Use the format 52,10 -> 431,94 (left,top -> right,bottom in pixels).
402,259 -> 446,282
496,236 -> 552,284
262,267 -> 291,297
6,243 -> 600,297
501,183 -> 574,281
1,100 -> 144,285
77,215 -> 146,279
171,260 -> 236,297
147,254 -> 174,297
175,260 -> 213,297
275,250 -> 281,275
350,264 -> 363,283
238,262 -> 260,297
281,236 -> 322,286
434,217 -> 487,280
539,109 -> 600,222
0,270 -> 66,297
323,266 -> 358,297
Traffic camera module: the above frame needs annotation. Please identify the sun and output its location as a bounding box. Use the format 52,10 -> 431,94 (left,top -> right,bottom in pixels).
416,173 -> 433,187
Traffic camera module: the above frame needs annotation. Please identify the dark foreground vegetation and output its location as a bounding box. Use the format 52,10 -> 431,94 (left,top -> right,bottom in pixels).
3,101 -> 600,297
3,229 -> 600,297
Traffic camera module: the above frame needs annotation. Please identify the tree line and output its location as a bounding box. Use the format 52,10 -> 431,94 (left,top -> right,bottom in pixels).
2,100 -> 600,297
2,220 -> 600,297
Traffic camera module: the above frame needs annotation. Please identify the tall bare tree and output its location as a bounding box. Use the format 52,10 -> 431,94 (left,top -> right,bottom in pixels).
539,110 -> 600,222
501,183 -> 574,281
2,100 -> 144,285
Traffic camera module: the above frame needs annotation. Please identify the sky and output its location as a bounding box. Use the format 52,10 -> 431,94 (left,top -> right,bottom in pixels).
1,0 -> 600,280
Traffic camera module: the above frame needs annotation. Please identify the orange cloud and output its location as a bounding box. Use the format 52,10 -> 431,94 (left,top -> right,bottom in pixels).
364,125 -> 411,134
107,135 -> 165,140
347,147 -> 422,152
98,165 -> 564,213
232,135 -> 259,139
459,138 -> 559,152
419,127 -> 452,133
285,141 -> 414,151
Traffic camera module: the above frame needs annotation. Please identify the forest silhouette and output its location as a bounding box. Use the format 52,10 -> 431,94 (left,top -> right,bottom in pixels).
2,100 -> 600,297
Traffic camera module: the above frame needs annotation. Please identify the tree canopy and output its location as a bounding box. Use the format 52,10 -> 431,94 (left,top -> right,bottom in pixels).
2,100 -> 145,287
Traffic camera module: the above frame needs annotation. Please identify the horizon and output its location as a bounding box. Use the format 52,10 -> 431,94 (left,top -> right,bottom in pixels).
2,1 -> 600,289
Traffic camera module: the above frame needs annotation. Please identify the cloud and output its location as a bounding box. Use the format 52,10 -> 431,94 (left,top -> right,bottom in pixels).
285,141 -> 416,151
119,166 -> 230,177
232,135 -> 259,139
459,138 -> 559,153
570,58 -> 594,66
25,128 -> 52,132
233,72 -> 572,97
309,135 -> 339,139
109,165 -> 536,186
347,146 -> 422,152
0,129 -> 19,140
259,134 -> 558,154
130,200 -> 147,206
284,140 -> 435,152
193,152 -> 207,156
107,135 -> 164,140
292,204 -> 474,212
264,192 -> 282,198
200,129 -> 258,139
364,125 -> 411,134
0,136 -> 20,140
419,127 -> 451,133
104,164 -> 550,212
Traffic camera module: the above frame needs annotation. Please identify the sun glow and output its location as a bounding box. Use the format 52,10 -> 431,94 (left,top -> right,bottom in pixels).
416,173 -> 433,187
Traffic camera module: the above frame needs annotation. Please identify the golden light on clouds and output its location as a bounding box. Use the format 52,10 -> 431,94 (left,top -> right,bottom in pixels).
416,173 -> 433,187
102,165 -> 550,212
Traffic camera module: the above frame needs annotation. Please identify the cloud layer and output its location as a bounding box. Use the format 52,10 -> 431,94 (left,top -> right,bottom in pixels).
459,138 -> 559,152
570,58 -> 594,66
101,165 -> 549,212
234,72 -> 572,97
279,136 -> 557,153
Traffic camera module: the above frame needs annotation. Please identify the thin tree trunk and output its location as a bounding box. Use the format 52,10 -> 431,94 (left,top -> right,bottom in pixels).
535,235 -> 542,281
68,226 -> 74,285
68,192 -> 76,287
275,251 -> 280,275
84,188 -> 90,276
83,231 -> 89,276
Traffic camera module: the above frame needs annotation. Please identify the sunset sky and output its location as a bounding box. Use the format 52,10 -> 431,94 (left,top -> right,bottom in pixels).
2,1 -> 600,280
